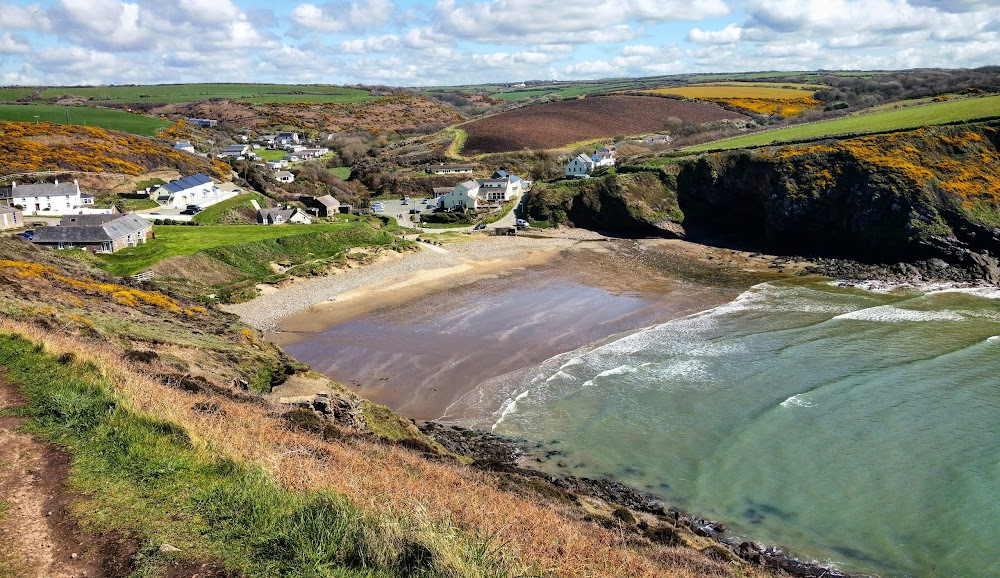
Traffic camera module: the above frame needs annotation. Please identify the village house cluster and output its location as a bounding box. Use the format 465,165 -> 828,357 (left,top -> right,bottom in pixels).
437,170 -> 530,210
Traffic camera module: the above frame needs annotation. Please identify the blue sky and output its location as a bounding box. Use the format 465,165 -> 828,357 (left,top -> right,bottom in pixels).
0,0 -> 997,87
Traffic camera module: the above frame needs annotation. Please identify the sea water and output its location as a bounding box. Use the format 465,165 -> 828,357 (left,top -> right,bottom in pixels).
444,278 -> 1000,577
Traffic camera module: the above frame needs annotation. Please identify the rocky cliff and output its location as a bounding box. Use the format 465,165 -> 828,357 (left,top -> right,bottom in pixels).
677,122 -> 1000,280
526,169 -> 684,236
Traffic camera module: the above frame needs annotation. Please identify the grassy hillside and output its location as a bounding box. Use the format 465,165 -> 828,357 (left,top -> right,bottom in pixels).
34,84 -> 375,105
0,104 -> 171,136
687,94 -> 1000,151
192,192 -> 270,225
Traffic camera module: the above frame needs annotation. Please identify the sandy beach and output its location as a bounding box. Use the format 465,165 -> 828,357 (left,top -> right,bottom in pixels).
223,230 -> 799,420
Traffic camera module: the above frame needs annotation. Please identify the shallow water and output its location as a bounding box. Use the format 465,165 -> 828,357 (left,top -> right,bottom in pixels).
446,278 -> 1000,577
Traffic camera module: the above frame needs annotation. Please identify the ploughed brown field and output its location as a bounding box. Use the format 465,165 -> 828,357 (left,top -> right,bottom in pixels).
461,95 -> 748,153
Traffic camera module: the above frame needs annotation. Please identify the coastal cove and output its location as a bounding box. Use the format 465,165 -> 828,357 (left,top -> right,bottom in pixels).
230,235 -> 1000,578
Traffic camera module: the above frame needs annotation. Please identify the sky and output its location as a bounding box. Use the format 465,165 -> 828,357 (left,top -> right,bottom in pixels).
0,0 -> 998,87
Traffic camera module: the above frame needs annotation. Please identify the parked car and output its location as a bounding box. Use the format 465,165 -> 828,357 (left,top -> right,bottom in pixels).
473,223 -> 487,231
409,208 -> 421,214
515,219 -> 529,228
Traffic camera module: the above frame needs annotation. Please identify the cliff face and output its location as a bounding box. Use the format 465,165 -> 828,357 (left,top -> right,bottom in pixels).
677,123 -> 1000,278
526,169 -> 684,236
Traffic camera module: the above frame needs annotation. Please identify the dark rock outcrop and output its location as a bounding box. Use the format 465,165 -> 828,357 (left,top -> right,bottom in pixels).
677,122 -> 1000,281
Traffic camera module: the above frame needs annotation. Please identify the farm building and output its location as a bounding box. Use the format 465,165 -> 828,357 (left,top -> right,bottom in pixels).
275,171 -> 295,184
0,205 -> 22,230
426,163 -> 474,175
257,207 -> 312,225
151,174 -> 227,209
31,213 -> 152,253
439,180 -> 480,210
0,180 -> 93,215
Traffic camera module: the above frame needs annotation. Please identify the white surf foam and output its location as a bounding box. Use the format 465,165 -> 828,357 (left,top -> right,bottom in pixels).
492,389 -> 530,431
780,394 -> 816,408
833,305 -> 964,323
927,286 -> 1000,300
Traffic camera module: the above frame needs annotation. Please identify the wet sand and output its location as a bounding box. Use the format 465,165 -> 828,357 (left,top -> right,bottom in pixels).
272,238 -> 778,420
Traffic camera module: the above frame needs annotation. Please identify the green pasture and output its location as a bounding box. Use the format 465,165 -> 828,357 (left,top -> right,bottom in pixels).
97,222 -> 359,275
35,84 -> 374,104
328,166 -> 351,179
686,94 -> 1000,152
0,87 -> 36,101
0,104 -> 171,136
255,149 -> 288,161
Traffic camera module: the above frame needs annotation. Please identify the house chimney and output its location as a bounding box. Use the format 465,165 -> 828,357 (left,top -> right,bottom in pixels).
55,179 -> 59,185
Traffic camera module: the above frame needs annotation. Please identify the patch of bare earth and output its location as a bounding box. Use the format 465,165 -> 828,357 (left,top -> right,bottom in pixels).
461,94 -> 749,153
0,374 -> 132,578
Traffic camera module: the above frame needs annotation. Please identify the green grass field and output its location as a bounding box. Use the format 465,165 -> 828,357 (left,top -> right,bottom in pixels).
98,223 -> 359,275
686,94 -> 1000,151
192,192 -> 269,225
328,166 -> 351,180
34,84 -> 374,104
0,88 -> 36,101
0,104 -> 171,136
255,149 -> 288,161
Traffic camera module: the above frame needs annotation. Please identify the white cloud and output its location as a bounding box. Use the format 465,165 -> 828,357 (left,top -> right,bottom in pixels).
291,1 -> 394,33
0,33 -> 31,54
341,35 -> 402,54
0,2 -> 50,30
687,23 -> 743,44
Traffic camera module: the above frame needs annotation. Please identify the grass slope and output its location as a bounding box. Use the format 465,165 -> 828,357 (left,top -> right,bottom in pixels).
0,105 -> 171,136
35,84 -> 374,105
0,333 -> 503,578
687,94 -> 1000,151
193,192 -> 269,225
98,223 -> 361,275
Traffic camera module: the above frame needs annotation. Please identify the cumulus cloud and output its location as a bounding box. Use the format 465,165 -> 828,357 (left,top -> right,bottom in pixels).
0,2 -> 50,30
291,0 -> 394,33
687,23 -> 742,44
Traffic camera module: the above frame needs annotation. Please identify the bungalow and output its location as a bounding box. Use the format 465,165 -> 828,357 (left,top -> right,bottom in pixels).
0,179 -> 87,215
300,195 -> 343,217
267,160 -> 289,170
0,205 -> 22,230
256,207 -> 312,225
151,174 -> 219,209
218,144 -> 250,158
257,134 -> 277,146
283,151 -> 313,163
426,163 -> 474,175
439,180 -> 480,211
275,171 -> 295,184
174,140 -> 195,153
31,213 -> 152,253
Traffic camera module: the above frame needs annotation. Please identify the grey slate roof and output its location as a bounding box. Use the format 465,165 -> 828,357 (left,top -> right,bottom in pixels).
313,195 -> 340,208
4,182 -> 80,198
33,213 -> 150,244
162,174 -> 212,193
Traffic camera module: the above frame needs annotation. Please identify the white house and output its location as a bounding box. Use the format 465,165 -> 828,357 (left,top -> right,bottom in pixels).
151,174 -> 220,209
565,154 -> 596,177
275,171 -> 295,184
439,180 -> 480,211
478,170 -> 528,203
592,145 -> 616,167
267,160 -> 289,170
256,207 -> 312,225
218,144 -> 250,158
275,132 -> 300,146
174,140 -> 195,153
0,180 -> 88,215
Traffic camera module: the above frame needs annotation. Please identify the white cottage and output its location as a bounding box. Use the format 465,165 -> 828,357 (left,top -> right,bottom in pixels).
151,174 -> 219,209
565,154 -> 596,177
0,180 -> 88,215
439,180 -> 480,211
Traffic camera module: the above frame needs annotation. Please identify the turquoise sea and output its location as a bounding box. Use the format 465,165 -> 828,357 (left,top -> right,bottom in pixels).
444,279 -> 1000,577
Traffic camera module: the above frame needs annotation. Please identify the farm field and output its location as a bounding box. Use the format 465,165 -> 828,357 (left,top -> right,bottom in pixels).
644,83 -> 822,117
0,104 -> 171,136
686,94 -> 1000,151
460,95 -> 748,154
34,83 -> 375,104
97,222 -> 359,275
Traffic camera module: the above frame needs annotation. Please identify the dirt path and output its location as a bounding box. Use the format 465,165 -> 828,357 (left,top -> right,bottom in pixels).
0,373 -> 132,578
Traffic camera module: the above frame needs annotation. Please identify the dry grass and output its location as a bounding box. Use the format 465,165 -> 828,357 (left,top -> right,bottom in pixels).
0,318 -> 778,578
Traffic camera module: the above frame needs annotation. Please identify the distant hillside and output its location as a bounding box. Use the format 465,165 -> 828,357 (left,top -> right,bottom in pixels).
460,95 -> 747,154
0,121 -> 230,179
